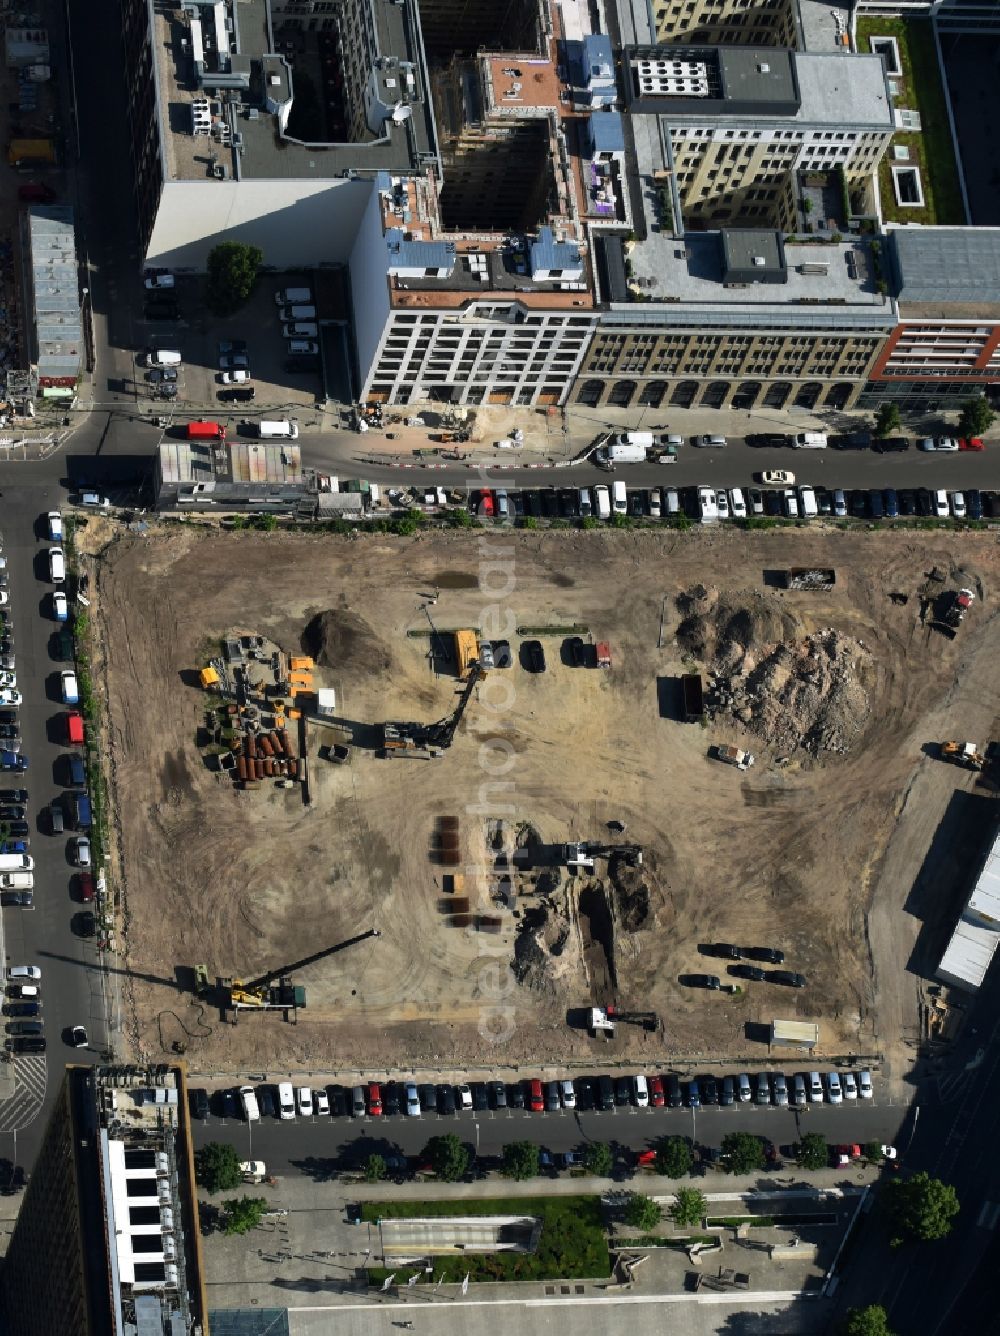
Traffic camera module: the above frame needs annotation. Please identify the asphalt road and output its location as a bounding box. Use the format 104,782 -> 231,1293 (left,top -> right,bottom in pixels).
187,1092 -> 903,1179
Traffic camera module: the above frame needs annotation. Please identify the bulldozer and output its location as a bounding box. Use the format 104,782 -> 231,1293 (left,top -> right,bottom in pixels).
940,741 -> 985,771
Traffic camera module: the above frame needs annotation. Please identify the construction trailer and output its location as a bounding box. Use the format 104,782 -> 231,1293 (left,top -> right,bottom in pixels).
770,1019 -> 819,1048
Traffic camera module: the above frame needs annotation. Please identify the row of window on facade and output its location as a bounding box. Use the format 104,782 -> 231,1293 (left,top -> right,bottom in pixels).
574,378 -> 857,409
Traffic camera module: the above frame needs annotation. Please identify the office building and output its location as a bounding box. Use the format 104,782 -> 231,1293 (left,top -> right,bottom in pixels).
0,1063 -> 207,1336
650,0 -> 799,48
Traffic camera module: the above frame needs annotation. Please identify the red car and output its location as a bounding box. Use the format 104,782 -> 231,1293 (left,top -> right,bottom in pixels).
77,872 -> 95,903
959,437 -> 985,451
528,1078 -> 544,1112
367,1082 -> 383,1116
474,490 -> 495,517
649,1075 -> 665,1108
634,1148 -> 657,1168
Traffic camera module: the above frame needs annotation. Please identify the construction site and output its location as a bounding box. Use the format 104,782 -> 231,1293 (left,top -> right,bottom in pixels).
82,520 -> 1000,1082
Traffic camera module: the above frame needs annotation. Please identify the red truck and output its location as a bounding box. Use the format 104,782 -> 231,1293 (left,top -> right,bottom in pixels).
186,421 -> 226,441
66,711 -> 84,745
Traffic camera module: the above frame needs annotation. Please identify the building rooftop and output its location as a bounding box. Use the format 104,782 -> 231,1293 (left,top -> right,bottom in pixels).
936,829 -> 1000,992
151,0 -> 437,184
889,226 -> 1000,313
26,206 -> 82,378
625,46 -> 800,117
792,51 -> 893,130
158,440 -> 304,486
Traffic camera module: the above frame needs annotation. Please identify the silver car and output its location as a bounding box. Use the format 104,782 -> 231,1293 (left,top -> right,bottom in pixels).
404,1082 -> 421,1116
755,1072 -> 770,1105
772,1073 -> 789,1106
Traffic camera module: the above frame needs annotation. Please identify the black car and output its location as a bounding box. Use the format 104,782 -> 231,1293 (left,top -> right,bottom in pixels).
511,492 -> 525,519
873,436 -> 909,453
747,487 -> 764,515
575,1077 -> 595,1111
898,489 -> 917,516
0,891 -> 31,907
702,943 -> 741,960
916,488 -> 934,517
680,973 -> 721,989
701,1075 -> 719,1105
221,1088 -> 239,1119
526,491 -> 542,518
768,970 -> 807,988
559,489 -> 579,518
541,490 -> 559,518
489,1080 -> 507,1109
73,911 -> 96,938
850,490 -> 868,519
5,1021 -> 42,1037
5,822 -> 29,838
720,1076 -> 736,1107
0,727 -> 19,745
742,946 -> 784,964
626,490 -> 644,517
190,1088 -> 210,1120
746,433 -> 791,447
0,806 -> 24,821
614,1076 -> 631,1107
470,1082 -> 489,1112
685,1078 -> 701,1109
983,491 -> 999,518
764,490 -> 783,516
0,790 -> 26,805
493,640 -> 513,669
523,640 -> 546,673
330,1085 -> 348,1117
883,488 -> 899,518
967,489 -> 984,520
869,490 -> 884,520
9,1036 -> 45,1054
507,1081 -> 526,1109
815,486 -> 832,516
257,1086 -> 277,1118
566,636 -> 587,667
3,1001 -> 39,1018
382,1081 -> 401,1117
666,1075 -> 683,1108
597,1075 -> 615,1111
418,1082 -> 436,1113
218,387 -> 256,403
436,1084 -> 456,1115
729,964 -> 766,982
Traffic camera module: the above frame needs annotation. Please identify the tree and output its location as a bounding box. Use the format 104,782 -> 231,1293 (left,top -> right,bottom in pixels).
501,1141 -> 539,1181
364,1153 -> 387,1183
624,1192 -> 662,1231
883,1172 -> 959,1244
670,1187 -> 706,1229
206,241 -> 263,315
583,1142 -> 614,1177
844,1303 -> 896,1336
423,1134 -> 468,1183
655,1135 -> 693,1179
195,1141 -> 242,1194
874,402 -> 901,437
864,1140 -> 885,1165
721,1131 -> 765,1175
222,1195 -> 267,1235
958,395 -> 995,439
796,1133 -> 829,1172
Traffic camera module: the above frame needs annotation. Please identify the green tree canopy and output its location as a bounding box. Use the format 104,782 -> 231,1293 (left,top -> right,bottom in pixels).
796,1133 -> 829,1172
863,1141 -> 885,1165
222,1195 -> 267,1235
883,1172 -> 959,1244
195,1141 -> 242,1194
364,1153 -> 387,1183
583,1142 -> 614,1177
206,241 -> 263,315
655,1135 -> 693,1179
423,1134 -> 469,1183
501,1141 -> 540,1181
844,1303 -> 896,1336
670,1187 -> 706,1229
874,402 -> 901,437
721,1131 -> 766,1175
957,396 -> 995,439
624,1193 -> 662,1231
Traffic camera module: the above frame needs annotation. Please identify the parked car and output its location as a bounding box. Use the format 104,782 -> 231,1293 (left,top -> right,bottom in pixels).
772,1073 -> 789,1106
951,492 -> 967,518
694,435 -> 727,448
649,1075 -> 665,1108
782,487 -> 798,517
367,1083 -> 383,1116
768,970 -> 806,987
666,1075 -> 683,1108
729,964 -> 766,982
759,470 -> 795,486
842,1071 -> 858,1100
825,1071 -> 843,1104
791,1073 -> 807,1107
858,1069 -> 873,1099
404,1082 -> 421,1116
701,1075 -> 718,1105
685,1078 -> 701,1109
680,973 -> 722,989
720,1076 -> 735,1107
296,1086 -> 314,1117
755,1072 -> 771,1105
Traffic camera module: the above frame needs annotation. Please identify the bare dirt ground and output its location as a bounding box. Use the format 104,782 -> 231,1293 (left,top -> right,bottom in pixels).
81,522 -> 1000,1079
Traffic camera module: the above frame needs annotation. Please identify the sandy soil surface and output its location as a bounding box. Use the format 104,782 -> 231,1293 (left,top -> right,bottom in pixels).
81,522 -> 999,1078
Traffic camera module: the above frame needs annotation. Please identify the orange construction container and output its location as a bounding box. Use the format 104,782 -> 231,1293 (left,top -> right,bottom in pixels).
269,730 -> 284,755
290,656 -> 314,671
259,735 -> 274,757
237,756 -> 248,781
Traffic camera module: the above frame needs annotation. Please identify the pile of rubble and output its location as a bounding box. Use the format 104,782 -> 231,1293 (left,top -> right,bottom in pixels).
677,586 -> 872,755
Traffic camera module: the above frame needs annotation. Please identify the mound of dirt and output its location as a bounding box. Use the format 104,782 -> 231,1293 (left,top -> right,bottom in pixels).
512,930 -> 556,994
611,861 -> 652,932
302,609 -> 391,675
676,586 -> 872,755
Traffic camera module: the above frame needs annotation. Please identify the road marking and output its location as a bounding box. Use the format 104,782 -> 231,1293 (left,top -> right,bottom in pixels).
0,1055 -> 47,1132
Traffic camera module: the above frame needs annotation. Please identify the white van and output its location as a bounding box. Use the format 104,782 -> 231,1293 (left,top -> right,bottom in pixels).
279,305 -> 317,321
144,349 -> 182,367
633,1074 -> 649,1108
612,480 -> 627,514
275,287 -> 312,306
49,547 -> 65,584
593,484 -> 611,520
0,872 -> 33,890
793,432 -> 827,449
277,1081 -> 295,1119
287,340 -> 319,355
258,420 -> 299,440
239,1085 -> 260,1122
798,485 -> 818,517
282,323 -> 318,339
729,487 -> 747,519
0,855 -> 33,871
697,486 -> 718,523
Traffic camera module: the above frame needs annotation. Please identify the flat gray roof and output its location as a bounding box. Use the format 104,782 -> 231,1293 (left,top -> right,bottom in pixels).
792,52 -> 893,130
890,226 -> 1000,307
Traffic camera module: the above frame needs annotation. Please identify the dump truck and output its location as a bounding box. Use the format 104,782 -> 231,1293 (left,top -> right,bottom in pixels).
943,588 -> 975,630
681,673 -> 704,722
715,744 -> 755,770
941,741 -> 985,771
453,629 -> 479,678
784,568 -> 836,591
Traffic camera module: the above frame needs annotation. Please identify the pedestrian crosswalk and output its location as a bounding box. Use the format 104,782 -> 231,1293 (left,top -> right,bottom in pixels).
0,1055 -> 47,1133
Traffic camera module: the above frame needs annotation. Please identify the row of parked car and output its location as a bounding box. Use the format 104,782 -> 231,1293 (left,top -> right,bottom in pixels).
195,1065 -> 875,1123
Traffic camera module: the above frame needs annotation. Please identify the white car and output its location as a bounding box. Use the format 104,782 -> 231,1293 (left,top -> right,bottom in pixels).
72,836 -> 91,868
761,469 -> 795,486
694,434 -> 727,448
934,489 -> 950,517
144,270 -> 175,290
808,1072 -> 824,1103
221,370 -> 250,384
458,1084 -> 473,1111
315,1089 -> 330,1116
697,486 -> 718,522
47,511 -> 63,542
783,488 -> 799,518
918,436 -> 959,452
278,1082 -> 295,1119
951,492 -> 967,518
0,592 -> 8,608
858,1069 -> 873,1099
842,1071 -> 858,1100
560,1079 -> 576,1110
405,1082 -> 421,1116
729,488 -> 747,519
716,489 -> 730,520
0,689 -> 21,705
53,592 -> 68,620
648,488 -> 661,518
825,1071 -> 843,1104
7,965 -> 40,981
296,1086 -> 314,1116
0,672 -> 16,690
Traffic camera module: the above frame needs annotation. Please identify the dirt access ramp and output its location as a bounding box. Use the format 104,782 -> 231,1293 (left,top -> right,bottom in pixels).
83,522 -> 999,1076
